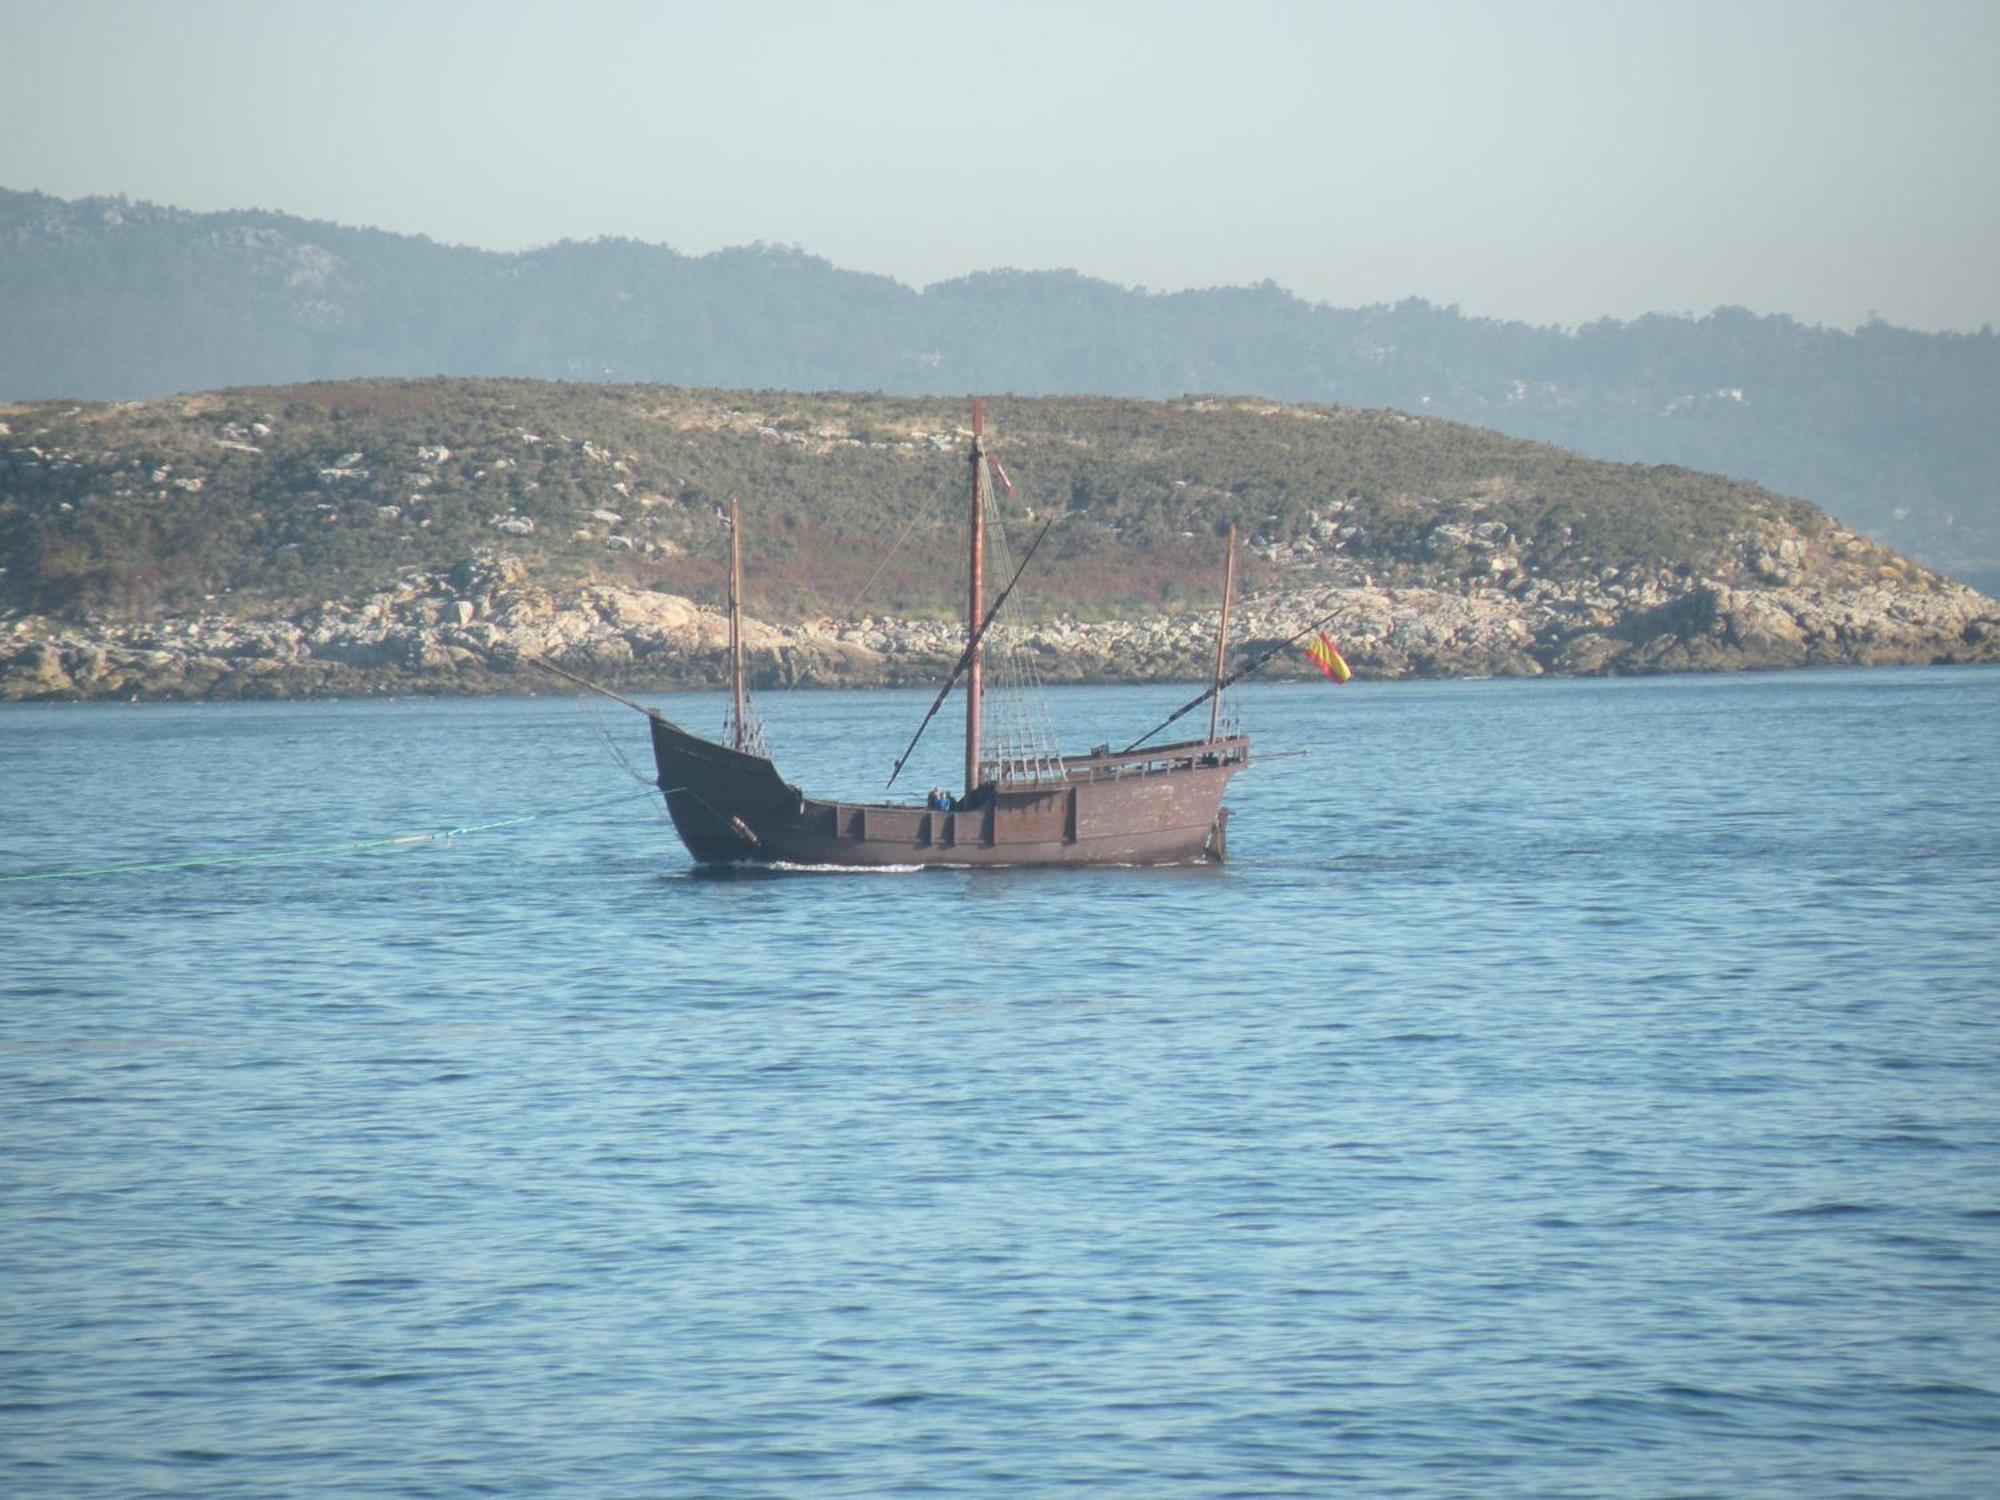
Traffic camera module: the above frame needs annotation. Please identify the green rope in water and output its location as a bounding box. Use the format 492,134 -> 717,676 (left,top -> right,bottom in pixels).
0,787 -> 662,885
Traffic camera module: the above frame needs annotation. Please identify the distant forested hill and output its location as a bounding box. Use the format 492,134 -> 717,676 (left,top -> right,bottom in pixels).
4,187 -> 1996,590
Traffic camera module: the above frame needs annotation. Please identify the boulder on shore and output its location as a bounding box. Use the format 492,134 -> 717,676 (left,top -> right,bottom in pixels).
5,563 -> 1995,702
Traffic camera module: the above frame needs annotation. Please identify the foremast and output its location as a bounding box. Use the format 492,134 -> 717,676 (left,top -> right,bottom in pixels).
724,497 -> 765,757
728,497 -> 747,751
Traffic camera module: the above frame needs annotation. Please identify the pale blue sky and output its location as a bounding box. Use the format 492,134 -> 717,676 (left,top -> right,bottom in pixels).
6,0 -> 1997,330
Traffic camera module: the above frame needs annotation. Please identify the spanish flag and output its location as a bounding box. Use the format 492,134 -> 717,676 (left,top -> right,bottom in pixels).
1306,633 -> 1352,683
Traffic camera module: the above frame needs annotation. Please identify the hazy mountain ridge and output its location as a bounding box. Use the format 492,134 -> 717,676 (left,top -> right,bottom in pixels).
3,379 -> 1993,701
5,188 -> 1997,592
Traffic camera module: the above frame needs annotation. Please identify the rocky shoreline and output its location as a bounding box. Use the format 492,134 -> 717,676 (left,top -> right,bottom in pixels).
5,551 -> 1996,703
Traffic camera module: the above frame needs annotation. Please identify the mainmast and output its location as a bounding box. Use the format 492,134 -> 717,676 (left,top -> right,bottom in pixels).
1207,522 -> 1237,742
728,496 -> 747,752
966,399 -> 988,793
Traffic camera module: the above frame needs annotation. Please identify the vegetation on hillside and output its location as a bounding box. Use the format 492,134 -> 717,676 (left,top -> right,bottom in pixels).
4,188 -> 1996,588
3,380 -> 1866,626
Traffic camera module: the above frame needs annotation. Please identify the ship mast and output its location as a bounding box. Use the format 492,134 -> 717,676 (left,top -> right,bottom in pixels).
966,399 -> 988,792
1207,522 -> 1237,742
728,496 -> 747,752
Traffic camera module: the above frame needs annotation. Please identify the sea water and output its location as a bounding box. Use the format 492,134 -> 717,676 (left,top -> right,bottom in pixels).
2,669 -> 1997,1496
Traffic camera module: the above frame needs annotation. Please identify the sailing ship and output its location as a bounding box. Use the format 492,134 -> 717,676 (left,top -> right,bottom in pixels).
643,400 -> 1252,867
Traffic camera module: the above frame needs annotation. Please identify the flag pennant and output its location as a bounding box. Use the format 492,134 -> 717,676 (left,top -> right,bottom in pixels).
1306,633 -> 1352,683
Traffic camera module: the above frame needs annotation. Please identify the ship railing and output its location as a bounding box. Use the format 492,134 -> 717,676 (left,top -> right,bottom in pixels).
1053,736 -> 1249,784
986,751 -> 1069,786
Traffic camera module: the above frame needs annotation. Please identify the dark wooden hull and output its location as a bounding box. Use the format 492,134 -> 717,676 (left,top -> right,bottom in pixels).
648,714 -> 1247,867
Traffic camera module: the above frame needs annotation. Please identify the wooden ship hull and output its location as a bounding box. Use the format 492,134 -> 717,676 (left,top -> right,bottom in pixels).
650,714 -> 1248,868
515,398 -> 1294,872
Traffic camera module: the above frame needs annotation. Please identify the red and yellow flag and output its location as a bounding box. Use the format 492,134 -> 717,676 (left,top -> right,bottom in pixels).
1306,633 -> 1352,683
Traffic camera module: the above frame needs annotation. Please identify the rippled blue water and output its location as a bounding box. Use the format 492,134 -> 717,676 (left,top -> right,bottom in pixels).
3,668 -> 1998,1497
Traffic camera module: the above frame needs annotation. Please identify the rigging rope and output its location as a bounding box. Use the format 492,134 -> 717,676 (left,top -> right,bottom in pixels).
982,489 -> 1063,780
578,689 -> 659,788
835,479 -> 942,625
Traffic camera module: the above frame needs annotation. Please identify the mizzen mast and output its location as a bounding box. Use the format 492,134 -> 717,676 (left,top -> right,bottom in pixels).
966,399 -> 989,794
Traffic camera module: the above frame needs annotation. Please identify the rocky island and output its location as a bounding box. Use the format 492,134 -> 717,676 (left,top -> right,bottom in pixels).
3,380 -> 1994,700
